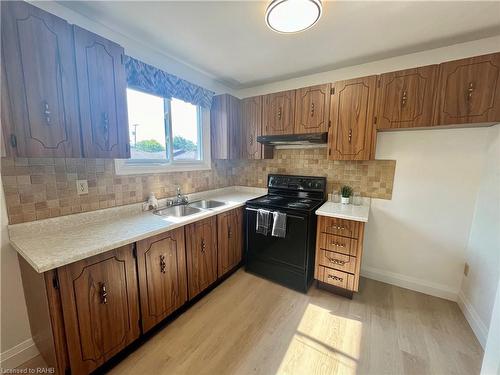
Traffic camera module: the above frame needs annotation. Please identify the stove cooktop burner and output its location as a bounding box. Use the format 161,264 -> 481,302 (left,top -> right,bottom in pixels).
248,195 -> 322,212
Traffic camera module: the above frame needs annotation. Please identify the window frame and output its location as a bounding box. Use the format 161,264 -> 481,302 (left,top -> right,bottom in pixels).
115,89 -> 211,176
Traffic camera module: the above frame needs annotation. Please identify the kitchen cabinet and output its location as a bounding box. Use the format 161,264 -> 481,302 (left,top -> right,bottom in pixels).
185,216 -> 218,299
74,26 -> 130,158
136,227 -> 187,333
241,96 -> 273,159
217,207 -> 243,278
57,244 -> 140,374
211,94 -> 241,159
376,65 -> 438,129
262,90 -> 296,135
328,76 -> 377,160
1,1 -> 82,158
434,52 -> 500,126
314,216 -> 365,295
294,84 -> 331,134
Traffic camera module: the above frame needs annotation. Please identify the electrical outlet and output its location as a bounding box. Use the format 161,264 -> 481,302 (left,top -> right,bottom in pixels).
76,180 -> 89,195
464,263 -> 470,276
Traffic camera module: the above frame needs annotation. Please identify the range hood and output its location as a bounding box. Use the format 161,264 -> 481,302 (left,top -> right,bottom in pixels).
256,132 -> 328,146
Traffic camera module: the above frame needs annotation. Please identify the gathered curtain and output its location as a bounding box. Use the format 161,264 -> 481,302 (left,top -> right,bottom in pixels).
123,55 -> 214,109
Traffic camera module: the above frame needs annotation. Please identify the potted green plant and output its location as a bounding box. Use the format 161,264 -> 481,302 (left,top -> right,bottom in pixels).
340,185 -> 352,204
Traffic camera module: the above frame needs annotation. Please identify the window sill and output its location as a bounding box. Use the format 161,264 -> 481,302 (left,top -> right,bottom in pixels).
114,159 -> 212,175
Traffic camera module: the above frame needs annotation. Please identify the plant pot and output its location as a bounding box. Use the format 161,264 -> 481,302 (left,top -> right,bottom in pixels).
341,197 -> 350,205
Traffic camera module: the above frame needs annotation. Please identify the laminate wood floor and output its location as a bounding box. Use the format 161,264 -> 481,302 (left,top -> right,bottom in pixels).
18,270 -> 483,375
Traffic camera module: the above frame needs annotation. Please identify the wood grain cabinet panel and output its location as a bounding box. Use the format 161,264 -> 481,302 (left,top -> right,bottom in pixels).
376,65 -> 438,129
262,90 -> 296,135
186,217 -> 218,299
217,207 -> 243,278
211,94 -> 241,159
294,84 -> 331,134
434,52 -> 500,125
1,1 -> 81,158
74,26 -> 130,158
241,96 -> 271,159
328,76 -> 377,160
136,227 -> 187,333
58,245 -> 140,375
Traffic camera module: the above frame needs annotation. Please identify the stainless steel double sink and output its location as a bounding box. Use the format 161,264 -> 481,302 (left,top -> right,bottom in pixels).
153,199 -> 226,218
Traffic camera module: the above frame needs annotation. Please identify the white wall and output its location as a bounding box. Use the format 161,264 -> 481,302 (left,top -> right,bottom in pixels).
459,125 -> 500,347
481,278 -> 500,375
362,127 -> 491,301
0,184 -> 38,368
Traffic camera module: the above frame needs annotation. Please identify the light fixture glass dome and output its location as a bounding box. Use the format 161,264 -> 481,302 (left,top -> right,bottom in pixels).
266,0 -> 322,34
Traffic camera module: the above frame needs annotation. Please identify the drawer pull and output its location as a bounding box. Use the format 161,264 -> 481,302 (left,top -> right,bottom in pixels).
325,256 -> 346,265
327,274 -> 343,282
329,242 -> 345,248
99,282 -> 108,304
159,254 -> 166,274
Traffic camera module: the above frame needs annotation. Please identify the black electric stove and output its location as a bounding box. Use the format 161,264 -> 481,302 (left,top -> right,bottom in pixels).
245,174 -> 327,293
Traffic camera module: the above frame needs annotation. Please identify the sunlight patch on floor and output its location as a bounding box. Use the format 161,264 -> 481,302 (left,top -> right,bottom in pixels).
276,302 -> 363,375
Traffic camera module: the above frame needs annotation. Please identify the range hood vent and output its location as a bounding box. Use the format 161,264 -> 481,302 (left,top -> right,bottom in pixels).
256,132 -> 328,146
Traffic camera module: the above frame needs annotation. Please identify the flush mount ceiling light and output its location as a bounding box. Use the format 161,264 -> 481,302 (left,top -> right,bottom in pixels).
265,0 -> 322,34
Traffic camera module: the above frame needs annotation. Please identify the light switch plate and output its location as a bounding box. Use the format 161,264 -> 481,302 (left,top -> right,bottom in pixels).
76,180 -> 89,195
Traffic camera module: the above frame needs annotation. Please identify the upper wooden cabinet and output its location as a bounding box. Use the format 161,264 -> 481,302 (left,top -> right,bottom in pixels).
74,26 -> 130,159
434,53 -> 500,125
136,227 -> 187,333
57,245 -> 140,374
211,94 -> 241,159
376,66 -> 438,129
328,76 -> 377,161
185,216 -> 218,299
294,84 -> 331,134
1,1 -> 82,158
241,96 -> 263,159
262,90 -> 296,135
217,207 -> 243,278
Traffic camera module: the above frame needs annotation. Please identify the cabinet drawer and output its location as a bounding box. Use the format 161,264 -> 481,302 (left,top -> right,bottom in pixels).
318,233 -> 358,256
318,266 -> 354,290
317,250 -> 356,274
318,216 -> 362,239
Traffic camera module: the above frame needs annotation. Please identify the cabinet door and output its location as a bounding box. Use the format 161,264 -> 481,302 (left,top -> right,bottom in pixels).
217,207 -> 243,277
376,65 -> 438,129
74,26 -> 130,158
185,216 -> 218,299
241,96 -> 263,159
1,1 -> 81,157
58,245 -> 140,374
434,53 -> 500,125
262,90 -> 296,135
211,94 -> 241,159
136,227 -> 187,333
328,76 -> 377,160
294,84 -> 331,134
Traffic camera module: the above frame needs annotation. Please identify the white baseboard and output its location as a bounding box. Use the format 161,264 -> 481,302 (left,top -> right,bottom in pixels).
361,265 -> 459,301
457,291 -> 488,348
0,338 -> 39,370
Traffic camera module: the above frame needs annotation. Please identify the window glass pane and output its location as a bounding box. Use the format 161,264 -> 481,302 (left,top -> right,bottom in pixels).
127,88 -> 168,160
171,98 -> 200,161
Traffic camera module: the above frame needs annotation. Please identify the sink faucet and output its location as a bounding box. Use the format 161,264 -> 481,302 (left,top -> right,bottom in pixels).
174,186 -> 189,205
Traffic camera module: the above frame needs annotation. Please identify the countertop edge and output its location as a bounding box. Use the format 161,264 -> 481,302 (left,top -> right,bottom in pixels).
315,210 -> 369,223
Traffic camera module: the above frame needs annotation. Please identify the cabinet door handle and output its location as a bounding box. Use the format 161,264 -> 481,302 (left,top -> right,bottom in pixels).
329,242 -> 345,248
102,112 -> 110,143
249,135 -> 253,145
201,239 -> 206,253
228,226 -> 232,239
310,102 -> 315,117
466,82 -> 474,101
159,254 -> 166,274
327,274 -> 343,282
401,90 -> 408,106
43,101 -> 51,125
277,107 -> 282,120
348,129 -> 352,143
99,282 -> 108,304
325,256 -> 347,265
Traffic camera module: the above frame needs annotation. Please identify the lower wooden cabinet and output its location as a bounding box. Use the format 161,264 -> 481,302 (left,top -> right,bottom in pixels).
217,207 -> 243,277
136,227 -> 187,332
185,216 -> 218,299
57,244 -> 140,374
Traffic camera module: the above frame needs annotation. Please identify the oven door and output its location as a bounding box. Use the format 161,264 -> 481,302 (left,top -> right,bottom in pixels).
245,206 -> 309,271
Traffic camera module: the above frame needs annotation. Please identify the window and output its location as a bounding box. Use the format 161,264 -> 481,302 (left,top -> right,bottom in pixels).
115,88 -> 211,175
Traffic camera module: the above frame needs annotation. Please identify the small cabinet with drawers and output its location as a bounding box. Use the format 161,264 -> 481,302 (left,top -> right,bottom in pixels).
314,216 -> 366,295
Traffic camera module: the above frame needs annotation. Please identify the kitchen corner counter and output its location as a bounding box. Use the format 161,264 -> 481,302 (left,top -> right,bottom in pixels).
315,200 -> 370,222
8,186 -> 265,273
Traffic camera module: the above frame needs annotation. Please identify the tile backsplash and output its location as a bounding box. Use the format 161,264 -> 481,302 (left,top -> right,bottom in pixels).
1,148 -> 396,224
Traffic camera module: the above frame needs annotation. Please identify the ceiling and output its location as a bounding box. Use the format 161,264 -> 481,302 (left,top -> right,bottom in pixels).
57,1 -> 500,89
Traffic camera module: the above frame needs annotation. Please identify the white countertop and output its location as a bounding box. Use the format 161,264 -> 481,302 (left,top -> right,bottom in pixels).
315,200 -> 370,222
8,186 -> 265,273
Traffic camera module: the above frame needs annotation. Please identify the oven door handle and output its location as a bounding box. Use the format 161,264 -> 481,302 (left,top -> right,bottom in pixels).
245,207 -> 305,220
